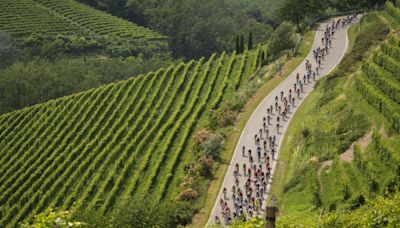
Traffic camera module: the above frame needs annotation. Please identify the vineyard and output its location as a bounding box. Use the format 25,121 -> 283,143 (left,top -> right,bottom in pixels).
355,35 -> 400,132
0,0 -> 167,56
0,46 -> 262,226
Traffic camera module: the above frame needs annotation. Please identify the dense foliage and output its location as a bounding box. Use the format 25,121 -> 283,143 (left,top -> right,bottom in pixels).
75,0 -> 390,59
279,0 -> 388,32
78,0 -> 275,59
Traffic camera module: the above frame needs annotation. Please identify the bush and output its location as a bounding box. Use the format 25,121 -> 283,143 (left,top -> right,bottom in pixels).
192,128 -> 212,152
192,129 -> 212,146
302,128 -> 310,138
176,188 -> 199,201
196,156 -> 214,177
329,203 -> 337,212
179,176 -> 195,190
209,109 -> 235,129
350,194 -> 366,210
204,134 -> 224,159
369,179 -> 379,194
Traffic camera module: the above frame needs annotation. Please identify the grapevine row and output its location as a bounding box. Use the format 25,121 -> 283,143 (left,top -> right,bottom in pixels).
381,43 -> 400,61
0,83 -> 119,225
373,52 -> 400,79
212,52 -> 237,109
355,75 -> 400,133
72,62 -> 190,211
362,61 -> 400,104
97,60 -> 201,213
154,53 -> 226,201
136,54 -> 218,199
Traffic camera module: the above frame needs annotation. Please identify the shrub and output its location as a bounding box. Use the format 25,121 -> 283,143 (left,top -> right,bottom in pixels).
192,129 -> 212,146
209,109 -> 235,129
301,128 -> 310,138
192,128 -> 212,152
204,134 -> 224,159
196,156 -> 214,177
176,188 -> 199,201
329,203 -> 337,212
369,179 -> 379,194
350,194 -> 366,210
179,176 -> 195,191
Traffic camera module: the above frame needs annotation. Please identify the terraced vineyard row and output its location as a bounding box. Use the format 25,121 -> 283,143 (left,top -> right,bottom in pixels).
0,0 -> 165,41
33,0 -> 166,40
0,0 -> 83,36
355,35 -> 400,132
0,47 -> 262,226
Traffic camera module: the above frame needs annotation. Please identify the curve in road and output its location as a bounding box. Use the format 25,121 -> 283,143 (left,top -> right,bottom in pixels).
208,15 -> 361,226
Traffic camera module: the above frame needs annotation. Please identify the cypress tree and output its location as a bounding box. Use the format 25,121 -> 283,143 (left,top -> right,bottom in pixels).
260,51 -> 265,65
235,35 -> 240,53
248,31 -> 253,50
240,34 -> 244,53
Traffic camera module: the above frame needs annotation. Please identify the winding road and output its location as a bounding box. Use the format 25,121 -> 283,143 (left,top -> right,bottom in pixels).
208,16 -> 361,226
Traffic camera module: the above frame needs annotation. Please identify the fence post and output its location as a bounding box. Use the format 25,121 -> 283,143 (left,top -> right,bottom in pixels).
265,206 -> 277,228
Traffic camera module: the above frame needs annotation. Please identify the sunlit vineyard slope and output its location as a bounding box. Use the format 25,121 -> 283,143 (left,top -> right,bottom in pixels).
0,46 -> 263,226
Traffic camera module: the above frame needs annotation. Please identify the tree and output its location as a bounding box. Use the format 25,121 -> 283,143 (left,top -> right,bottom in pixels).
268,22 -> 294,57
236,35 -> 240,53
204,133 -> 224,159
279,0 -> 309,32
240,34 -> 245,53
0,32 -> 18,68
248,31 -> 253,50
278,0 -> 324,32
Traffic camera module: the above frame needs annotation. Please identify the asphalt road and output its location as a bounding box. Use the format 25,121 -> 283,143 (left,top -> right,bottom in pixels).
208,15 -> 361,226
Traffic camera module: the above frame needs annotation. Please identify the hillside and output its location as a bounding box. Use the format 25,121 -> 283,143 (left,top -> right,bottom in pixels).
0,45 -> 265,226
2,0 -> 399,227
0,0 -> 168,56
268,3 -> 400,226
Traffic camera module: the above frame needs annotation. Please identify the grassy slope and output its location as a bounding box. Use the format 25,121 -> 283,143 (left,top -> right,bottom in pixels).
192,28 -> 316,226
269,11 -> 400,225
